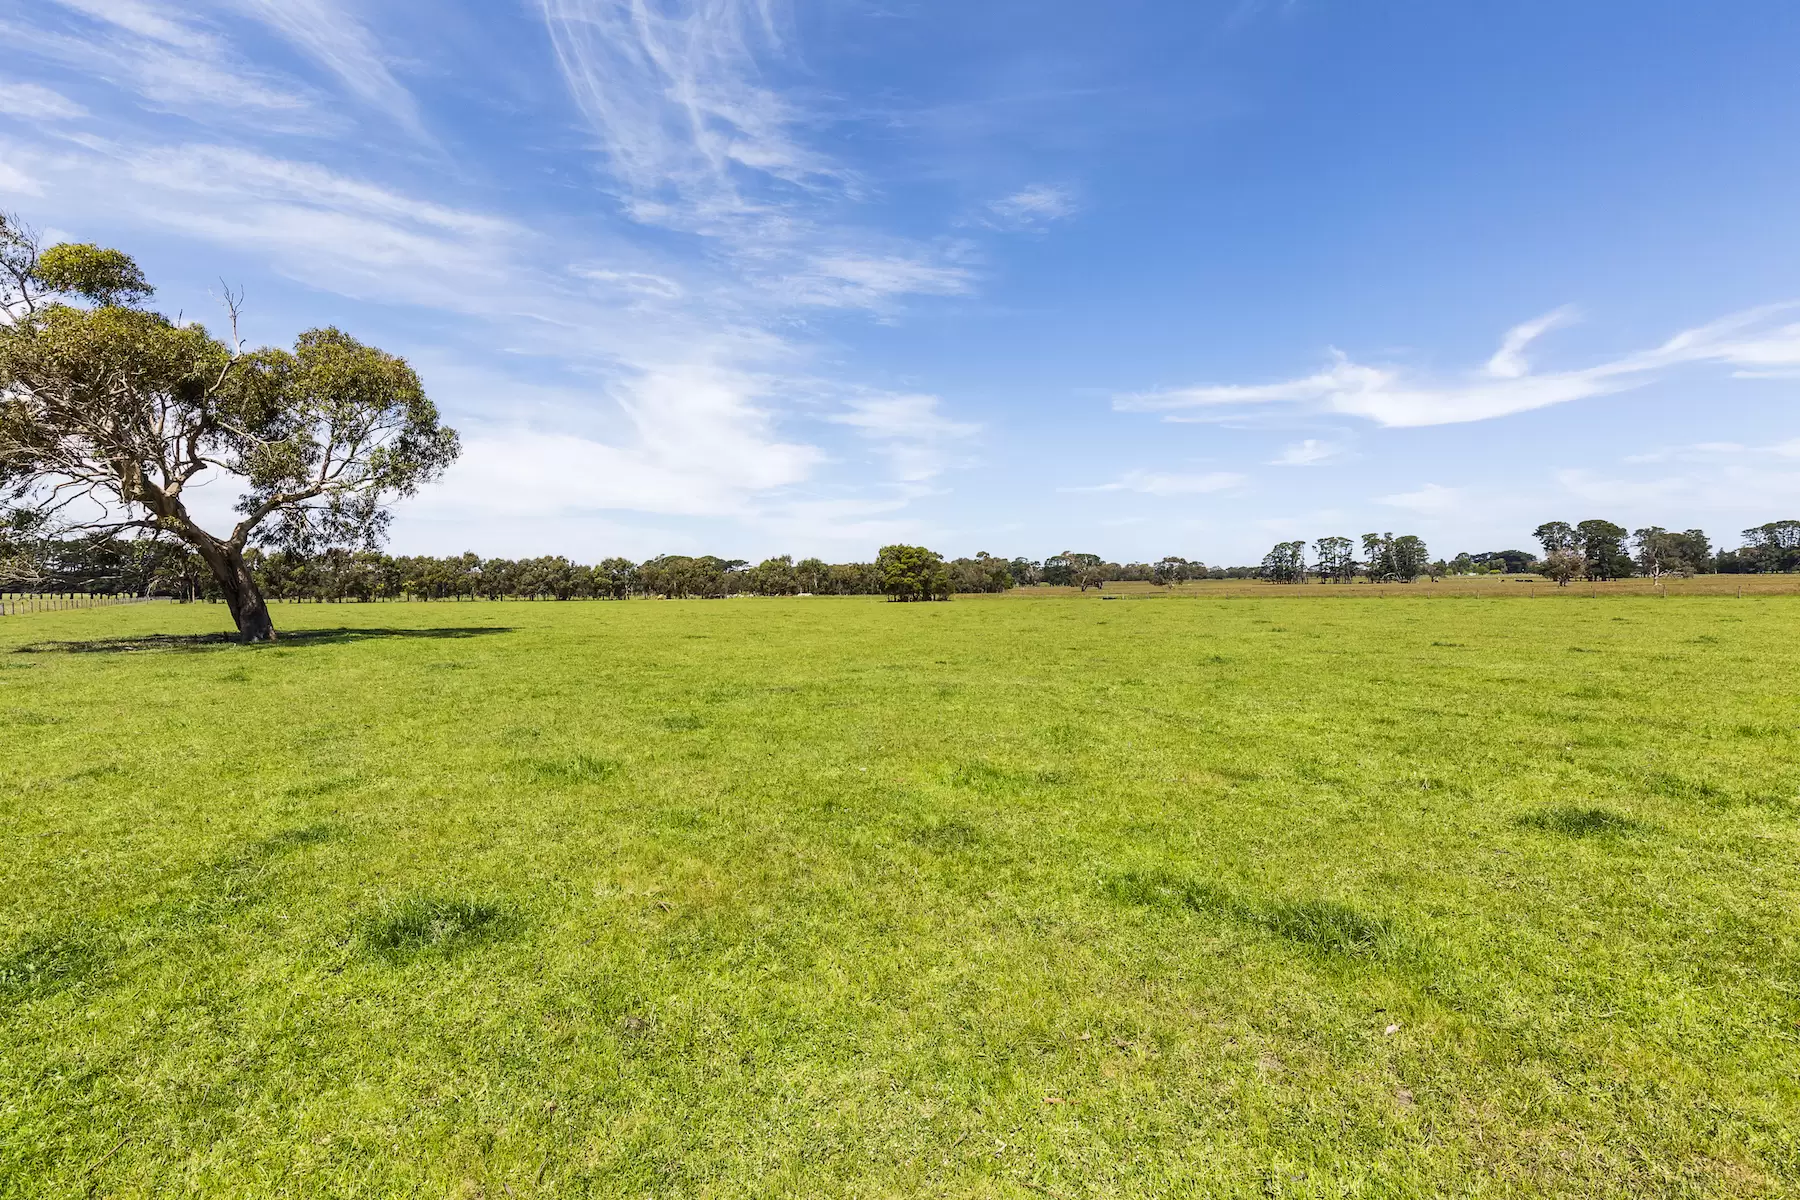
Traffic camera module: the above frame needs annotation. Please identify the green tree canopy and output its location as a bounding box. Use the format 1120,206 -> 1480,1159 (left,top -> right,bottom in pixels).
1533,521 -> 1579,554
1261,540 -> 1307,584
0,213 -> 458,640
876,544 -> 952,601
31,243 -> 154,308
1576,519 -> 1632,580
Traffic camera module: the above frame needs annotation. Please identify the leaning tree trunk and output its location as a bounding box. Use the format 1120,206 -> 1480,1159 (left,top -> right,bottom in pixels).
223,549 -> 276,642
190,538 -> 276,641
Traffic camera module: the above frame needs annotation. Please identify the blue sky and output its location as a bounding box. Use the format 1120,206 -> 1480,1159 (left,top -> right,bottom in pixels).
2,0 -> 1797,565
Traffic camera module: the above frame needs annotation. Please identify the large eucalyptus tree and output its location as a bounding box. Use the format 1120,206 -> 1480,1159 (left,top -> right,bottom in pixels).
0,214 -> 458,640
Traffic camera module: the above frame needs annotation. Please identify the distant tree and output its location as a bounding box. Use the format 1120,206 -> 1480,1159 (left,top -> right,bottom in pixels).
1736,520 -> 1800,572
1313,536 -> 1356,583
826,560 -> 880,595
748,554 -> 798,596
1392,535 -> 1430,581
949,551 -> 1013,593
1669,530 -> 1713,574
876,544 -> 952,601
1360,533 -> 1384,579
1040,553 -> 1073,587
1152,556 -> 1195,585
1260,540 -> 1307,584
1009,557 -> 1042,587
795,556 -> 829,594
0,507 -> 46,588
1361,533 -> 1427,582
1540,549 -> 1583,586
1576,519 -> 1632,580
1450,551 -> 1476,575
1633,527 -> 1711,580
1059,551 -> 1106,591
590,556 -> 635,599
1476,549 -> 1536,575
0,214 -> 458,640
1533,521 -> 1580,555
478,557 -> 515,599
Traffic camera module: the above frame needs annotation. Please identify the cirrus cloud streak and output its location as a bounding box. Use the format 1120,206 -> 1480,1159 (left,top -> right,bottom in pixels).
1117,303 -> 1800,428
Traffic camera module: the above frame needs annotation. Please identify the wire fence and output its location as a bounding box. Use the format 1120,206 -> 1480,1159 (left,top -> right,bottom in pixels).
0,594 -> 170,617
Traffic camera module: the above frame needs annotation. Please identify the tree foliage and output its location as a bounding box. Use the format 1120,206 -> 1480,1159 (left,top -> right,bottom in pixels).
1575,519 -> 1632,581
1721,520 -> 1800,573
31,243 -> 153,308
1533,521 -> 1580,555
876,544 -> 952,601
1260,540 -> 1307,584
1539,549 -> 1584,586
949,552 -> 1014,593
1632,527 -> 1711,580
1313,536 -> 1356,583
1362,533 -> 1429,582
0,213 -> 458,640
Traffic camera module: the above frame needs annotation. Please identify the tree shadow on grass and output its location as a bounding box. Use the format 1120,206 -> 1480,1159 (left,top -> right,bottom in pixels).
10,627 -> 514,654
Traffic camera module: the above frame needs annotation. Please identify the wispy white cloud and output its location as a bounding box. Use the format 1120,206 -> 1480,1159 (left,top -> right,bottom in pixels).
1269,438 -> 1344,466
76,142 -> 525,306
537,0 -> 970,312
1553,455 -> 1800,520
989,183 -> 1077,229
1485,305 -> 1578,378
7,0 -> 989,547
571,266 -> 685,300
1376,482 -> 1462,515
1622,438 -> 1800,465
53,0 -> 211,48
1065,470 -> 1246,496
829,392 -> 979,482
1117,303 -> 1800,428
781,251 -> 974,309
22,0 -> 315,120
5,132 -> 839,518
0,80 -> 89,120
0,161 -> 44,196
424,363 -> 824,521
539,0 -> 841,232
223,0 -> 421,131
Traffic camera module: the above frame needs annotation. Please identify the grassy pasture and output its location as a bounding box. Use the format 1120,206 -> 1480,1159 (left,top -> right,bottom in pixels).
1029,572 -> 1800,599
1,593 -> 1797,1198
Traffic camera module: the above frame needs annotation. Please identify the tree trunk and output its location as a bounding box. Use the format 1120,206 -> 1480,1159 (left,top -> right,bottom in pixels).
222,549 -> 276,641
189,537 -> 276,641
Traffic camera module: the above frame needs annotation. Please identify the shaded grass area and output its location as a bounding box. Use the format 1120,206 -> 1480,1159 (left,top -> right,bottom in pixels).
359,895 -> 516,960
1102,871 -> 1415,962
10,625 -> 513,654
1,594 -> 1798,1197
1516,804 -> 1653,838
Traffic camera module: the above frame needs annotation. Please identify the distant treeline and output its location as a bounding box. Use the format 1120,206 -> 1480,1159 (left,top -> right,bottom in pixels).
1256,520 -> 1800,585
5,542 -> 1246,601
6,519 -> 1798,602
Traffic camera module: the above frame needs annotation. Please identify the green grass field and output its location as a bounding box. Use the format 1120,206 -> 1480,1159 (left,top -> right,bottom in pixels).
3,594 -> 1798,1197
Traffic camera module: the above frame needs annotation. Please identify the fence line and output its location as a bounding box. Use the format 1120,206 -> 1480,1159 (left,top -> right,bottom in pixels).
0,594 -> 170,617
